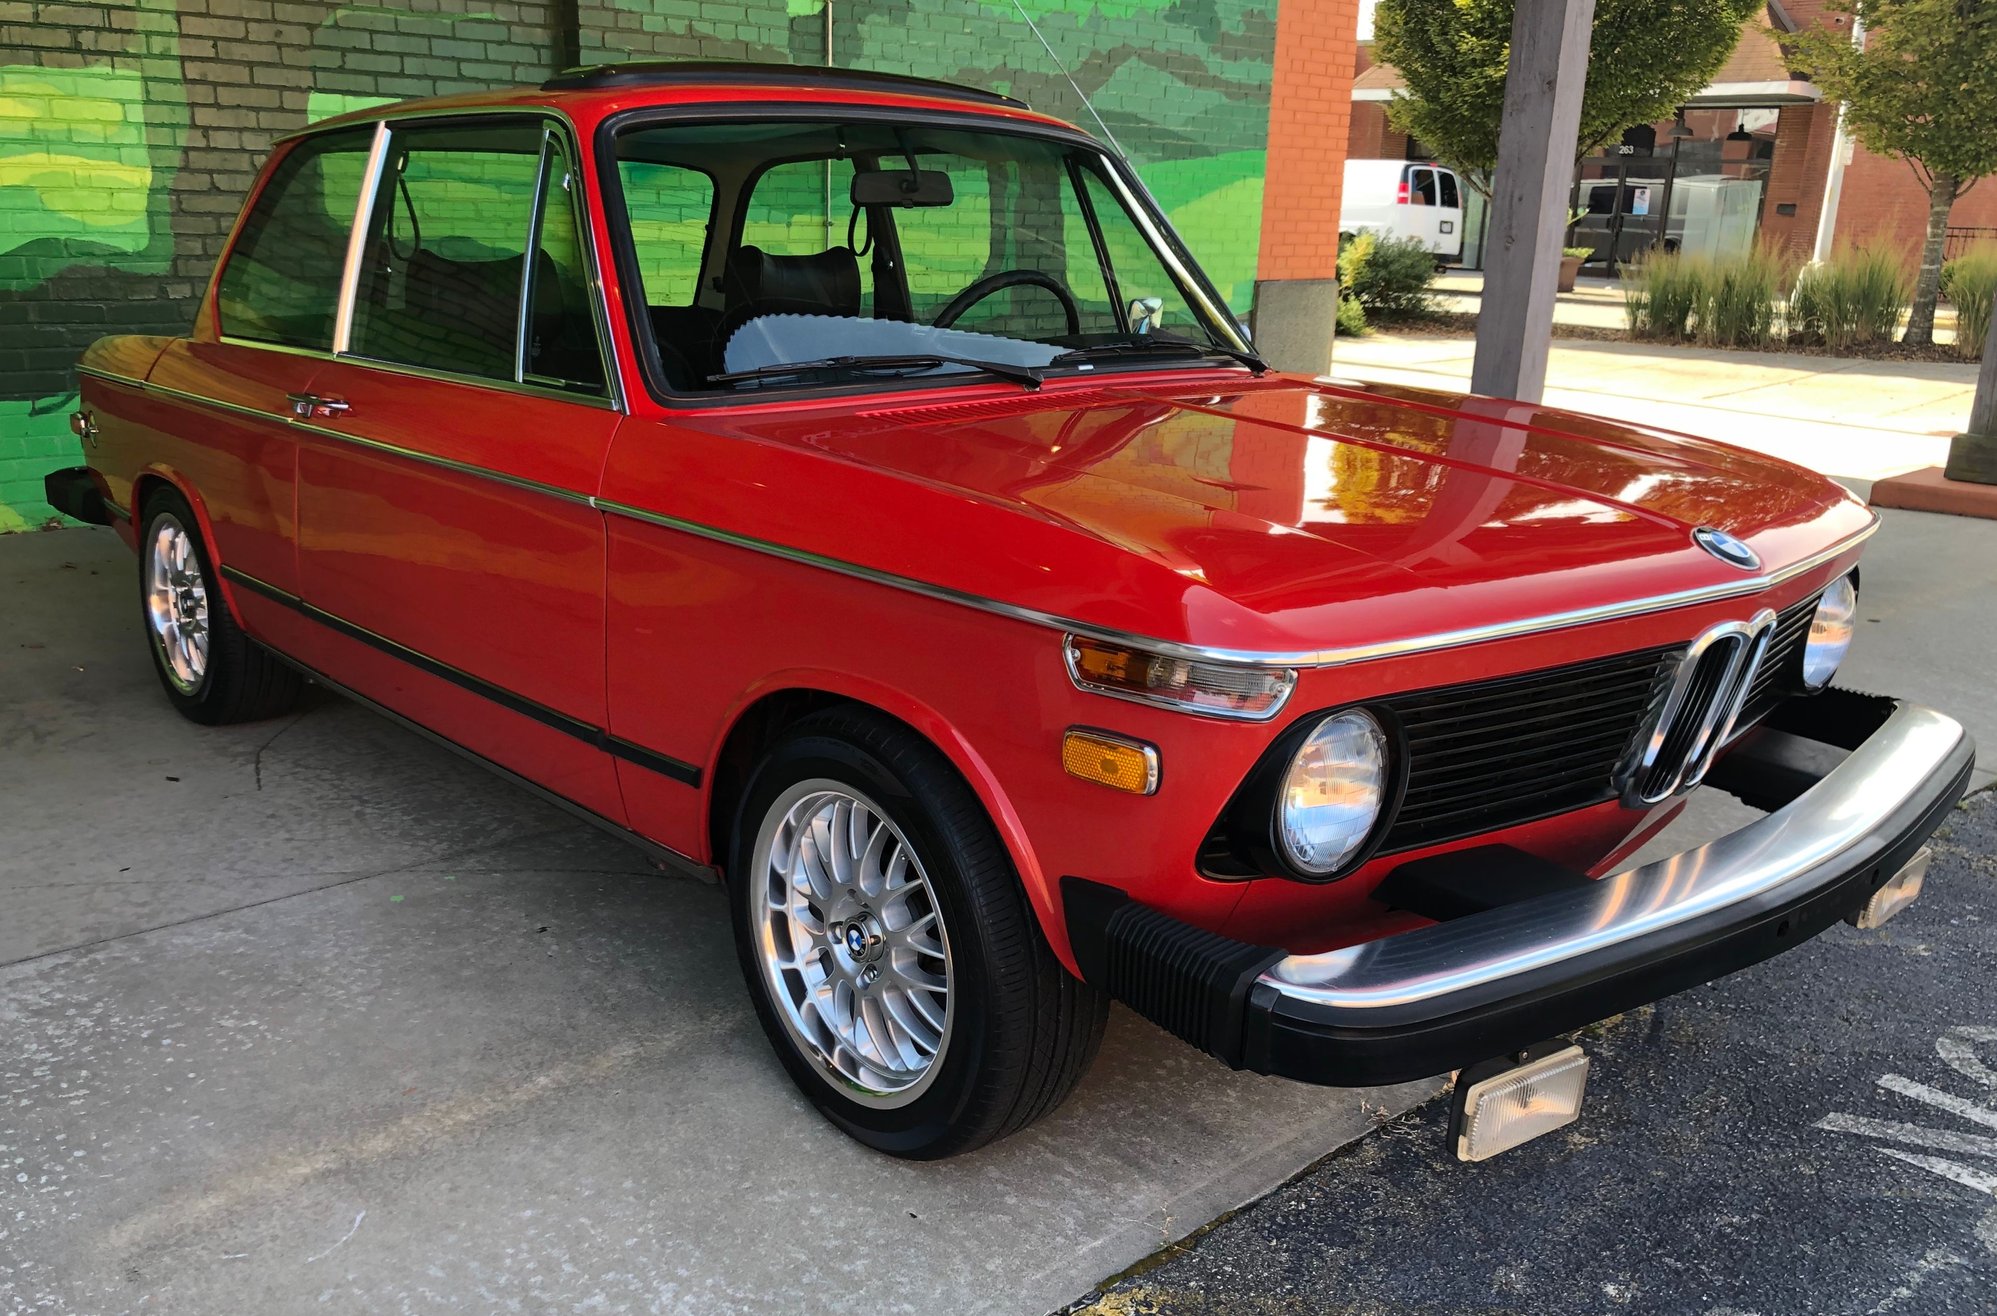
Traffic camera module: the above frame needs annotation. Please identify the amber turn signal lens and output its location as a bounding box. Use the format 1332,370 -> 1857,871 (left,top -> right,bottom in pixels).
1064,636 -> 1295,721
1061,729 -> 1160,795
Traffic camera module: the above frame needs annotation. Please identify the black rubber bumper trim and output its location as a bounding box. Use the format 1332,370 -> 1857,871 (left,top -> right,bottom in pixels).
1064,693 -> 1975,1088
44,467 -> 122,526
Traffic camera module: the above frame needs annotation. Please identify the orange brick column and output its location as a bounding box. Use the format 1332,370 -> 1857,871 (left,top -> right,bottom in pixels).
1252,0 -> 1361,374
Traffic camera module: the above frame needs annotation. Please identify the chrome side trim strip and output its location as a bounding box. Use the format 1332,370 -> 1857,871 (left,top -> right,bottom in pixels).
1258,702 -> 1968,1012
599,499 -> 1877,669
286,416 -> 598,507
83,361 -> 1879,671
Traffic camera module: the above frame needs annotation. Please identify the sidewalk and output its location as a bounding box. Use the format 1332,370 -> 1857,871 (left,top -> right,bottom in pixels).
1329,331 -> 1975,482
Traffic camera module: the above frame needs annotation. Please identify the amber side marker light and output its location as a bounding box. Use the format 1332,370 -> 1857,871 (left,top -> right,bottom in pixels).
1061,728 -> 1160,795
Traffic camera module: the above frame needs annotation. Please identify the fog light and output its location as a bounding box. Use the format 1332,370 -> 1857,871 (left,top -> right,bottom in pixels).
1452,1045 -> 1590,1162
1061,728 -> 1160,795
1848,847 -> 1929,930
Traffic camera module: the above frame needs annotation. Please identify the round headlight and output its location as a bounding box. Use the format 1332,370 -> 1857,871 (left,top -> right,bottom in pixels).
1801,574 -> 1857,690
1277,710 -> 1389,876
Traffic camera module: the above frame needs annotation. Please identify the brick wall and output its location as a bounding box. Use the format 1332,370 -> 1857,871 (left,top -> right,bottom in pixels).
0,0 -> 564,528
1,0 -> 1295,529
1257,0 -> 1358,284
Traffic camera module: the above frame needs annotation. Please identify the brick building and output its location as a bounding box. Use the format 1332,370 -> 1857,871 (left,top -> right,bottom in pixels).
1349,0 -> 1997,270
0,0 -> 1363,526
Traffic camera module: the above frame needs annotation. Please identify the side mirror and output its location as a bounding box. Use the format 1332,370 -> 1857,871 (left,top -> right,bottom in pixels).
1127,296 -> 1164,335
851,169 -> 954,208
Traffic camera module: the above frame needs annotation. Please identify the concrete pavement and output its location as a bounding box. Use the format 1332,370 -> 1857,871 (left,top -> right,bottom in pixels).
4,493 -> 1993,1313
1331,332 -> 1976,482
0,526 -> 1433,1316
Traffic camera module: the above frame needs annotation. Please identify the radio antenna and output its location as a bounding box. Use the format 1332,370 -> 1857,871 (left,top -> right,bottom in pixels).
1007,0 -> 1124,155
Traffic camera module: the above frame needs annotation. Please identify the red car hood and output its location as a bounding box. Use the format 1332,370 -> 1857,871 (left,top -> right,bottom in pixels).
658,375 -> 1873,658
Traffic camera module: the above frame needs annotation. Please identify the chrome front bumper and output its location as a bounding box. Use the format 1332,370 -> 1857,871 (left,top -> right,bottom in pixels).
1063,691 -> 1975,1086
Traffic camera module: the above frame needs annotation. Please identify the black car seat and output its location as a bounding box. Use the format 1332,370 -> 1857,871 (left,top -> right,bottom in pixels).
711,244 -> 862,369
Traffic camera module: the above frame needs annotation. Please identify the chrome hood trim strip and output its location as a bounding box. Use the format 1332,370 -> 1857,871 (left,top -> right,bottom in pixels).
1258,701 -> 1967,1011
601,499 -> 1876,670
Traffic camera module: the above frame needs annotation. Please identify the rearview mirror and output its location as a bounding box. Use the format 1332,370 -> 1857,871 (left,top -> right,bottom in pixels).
851,169 -> 954,208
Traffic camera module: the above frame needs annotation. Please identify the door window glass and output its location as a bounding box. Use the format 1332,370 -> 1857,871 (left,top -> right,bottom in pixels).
1437,170 -> 1460,209
1408,168 -> 1437,206
350,120 -> 543,382
215,128 -> 373,349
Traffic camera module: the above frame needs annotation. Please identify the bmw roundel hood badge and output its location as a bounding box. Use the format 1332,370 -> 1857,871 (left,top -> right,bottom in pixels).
1693,526 -> 1761,571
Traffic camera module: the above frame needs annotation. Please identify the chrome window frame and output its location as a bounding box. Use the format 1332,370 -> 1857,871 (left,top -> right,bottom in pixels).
223,104 -> 627,415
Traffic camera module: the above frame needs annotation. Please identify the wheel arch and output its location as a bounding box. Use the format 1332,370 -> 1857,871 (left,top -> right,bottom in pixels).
703,675 -> 1063,964
129,466 -> 243,610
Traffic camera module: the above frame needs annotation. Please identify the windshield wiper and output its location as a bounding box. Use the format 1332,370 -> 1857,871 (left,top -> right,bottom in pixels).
1052,335 -> 1269,375
707,353 -> 1044,389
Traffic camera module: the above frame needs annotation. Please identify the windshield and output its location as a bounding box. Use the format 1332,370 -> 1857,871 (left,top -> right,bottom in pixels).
607,118 -> 1247,393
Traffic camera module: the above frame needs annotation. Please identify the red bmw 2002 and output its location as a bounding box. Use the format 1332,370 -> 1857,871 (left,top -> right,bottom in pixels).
49,63 -> 1972,1161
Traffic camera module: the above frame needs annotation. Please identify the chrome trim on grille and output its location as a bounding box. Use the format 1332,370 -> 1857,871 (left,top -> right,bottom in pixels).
1258,702 -> 1969,1012
1620,610 -> 1775,805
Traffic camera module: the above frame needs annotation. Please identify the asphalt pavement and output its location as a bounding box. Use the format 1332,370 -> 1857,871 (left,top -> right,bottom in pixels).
1072,789 -> 1997,1316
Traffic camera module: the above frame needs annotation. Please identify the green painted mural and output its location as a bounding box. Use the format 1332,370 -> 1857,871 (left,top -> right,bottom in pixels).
0,0 -> 1277,528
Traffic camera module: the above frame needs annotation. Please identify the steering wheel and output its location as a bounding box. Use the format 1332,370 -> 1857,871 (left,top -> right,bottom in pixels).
933,269 -> 1081,336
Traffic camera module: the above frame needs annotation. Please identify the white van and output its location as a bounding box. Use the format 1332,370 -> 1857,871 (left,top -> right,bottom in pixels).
1339,159 -> 1465,262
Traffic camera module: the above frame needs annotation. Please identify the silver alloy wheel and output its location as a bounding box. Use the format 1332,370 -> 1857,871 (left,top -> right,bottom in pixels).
750,779 -> 954,1107
145,513 -> 209,694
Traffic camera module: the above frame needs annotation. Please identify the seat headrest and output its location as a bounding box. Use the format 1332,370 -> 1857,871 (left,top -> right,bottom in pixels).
725,244 -> 862,316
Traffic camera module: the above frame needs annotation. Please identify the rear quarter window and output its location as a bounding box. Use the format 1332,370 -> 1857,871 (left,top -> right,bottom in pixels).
215,128 -> 374,349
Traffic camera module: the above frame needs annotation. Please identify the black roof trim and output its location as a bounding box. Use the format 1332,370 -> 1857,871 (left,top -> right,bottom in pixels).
540,60 -> 1028,109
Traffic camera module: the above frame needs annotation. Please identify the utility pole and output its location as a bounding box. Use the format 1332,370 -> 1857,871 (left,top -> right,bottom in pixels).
1470,0 -> 1595,402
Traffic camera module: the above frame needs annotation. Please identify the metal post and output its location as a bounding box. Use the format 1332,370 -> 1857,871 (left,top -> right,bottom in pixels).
1470,0 -> 1597,402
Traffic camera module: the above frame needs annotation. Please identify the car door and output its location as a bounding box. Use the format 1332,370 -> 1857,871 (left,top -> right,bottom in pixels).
293,115 -> 627,820
144,127 -> 377,603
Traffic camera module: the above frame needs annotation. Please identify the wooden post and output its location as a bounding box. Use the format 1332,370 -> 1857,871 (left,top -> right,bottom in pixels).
1943,306 -> 1997,484
1470,0 -> 1596,402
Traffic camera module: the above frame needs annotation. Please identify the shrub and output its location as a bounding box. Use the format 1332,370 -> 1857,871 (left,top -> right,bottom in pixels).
1622,252 -> 1699,341
1335,294 -> 1368,336
1787,247 -> 1909,350
1338,231 -> 1436,317
1693,247 -> 1786,349
1941,243 -> 1997,359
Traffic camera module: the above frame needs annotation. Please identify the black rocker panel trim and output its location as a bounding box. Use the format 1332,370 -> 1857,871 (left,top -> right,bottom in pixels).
220,564 -> 701,786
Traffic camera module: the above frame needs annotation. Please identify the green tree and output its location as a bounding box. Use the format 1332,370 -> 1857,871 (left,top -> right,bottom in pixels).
1793,0 -> 1997,347
1374,0 -> 1763,196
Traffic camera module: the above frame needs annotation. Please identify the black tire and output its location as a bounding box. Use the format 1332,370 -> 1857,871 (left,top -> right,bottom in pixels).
138,487 -> 302,725
728,707 -> 1108,1159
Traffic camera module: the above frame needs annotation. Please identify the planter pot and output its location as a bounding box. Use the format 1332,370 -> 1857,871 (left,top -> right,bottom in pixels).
1556,255 -> 1585,293
1945,429 -> 1997,486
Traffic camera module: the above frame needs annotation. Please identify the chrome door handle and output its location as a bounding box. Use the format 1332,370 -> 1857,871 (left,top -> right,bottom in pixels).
287,392 -> 352,419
